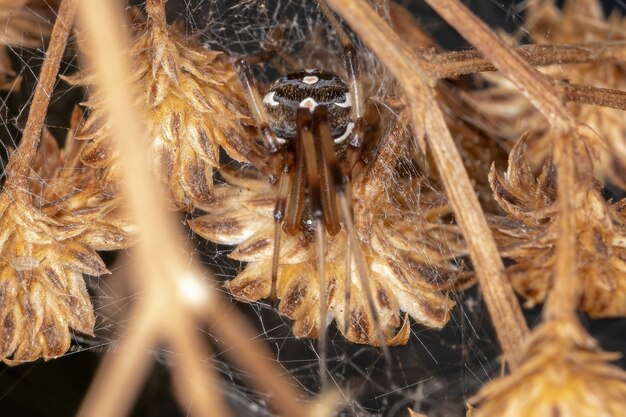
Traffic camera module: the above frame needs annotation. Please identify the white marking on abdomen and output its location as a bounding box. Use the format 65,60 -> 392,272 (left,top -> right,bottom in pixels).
302,75 -> 319,85
263,91 -> 279,106
335,93 -> 352,108
299,97 -> 318,110
334,122 -> 354,144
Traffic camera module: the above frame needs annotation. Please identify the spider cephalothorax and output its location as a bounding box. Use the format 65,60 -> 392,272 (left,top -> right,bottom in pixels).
263,69 -> 354,147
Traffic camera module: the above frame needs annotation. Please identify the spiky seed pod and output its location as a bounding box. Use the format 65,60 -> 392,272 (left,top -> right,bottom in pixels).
489,132 -> 626,317
0,0 -> 54,89
0,109 -> 133,364
471,318 -> 626,417
70,18 -> 255,210
466,0 -> 626,183
189,167 -> 470,346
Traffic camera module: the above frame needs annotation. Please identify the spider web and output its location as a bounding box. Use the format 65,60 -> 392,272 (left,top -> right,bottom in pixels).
0,2 -> 625,417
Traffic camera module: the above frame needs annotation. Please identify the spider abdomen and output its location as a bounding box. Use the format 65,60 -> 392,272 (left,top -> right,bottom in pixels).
263,69 -> 354,147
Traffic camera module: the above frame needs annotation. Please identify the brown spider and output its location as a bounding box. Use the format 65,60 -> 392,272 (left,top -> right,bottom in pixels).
232,0 -> 389,383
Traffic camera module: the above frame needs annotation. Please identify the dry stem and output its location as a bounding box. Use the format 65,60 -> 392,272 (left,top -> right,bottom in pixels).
5,0 -> 77,190
560,83 -> 626,111
429,43 -> 626,79
326,0 -> 529,368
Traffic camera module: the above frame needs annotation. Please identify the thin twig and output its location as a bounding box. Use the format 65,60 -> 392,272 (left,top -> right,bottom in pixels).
5,0 -> 77,190
561,83 -> 626,111
429,43 -> 626,79
326,0 -> 529,369
77,1 -> 227,415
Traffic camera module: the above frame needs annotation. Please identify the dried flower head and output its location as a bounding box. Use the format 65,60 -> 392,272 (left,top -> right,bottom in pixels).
69,15 -> 255,210
471,318 -> 626,417
0,109 -> 133,364
190,165 -> 470,346
489,132 -> 626,317
0,0 -> 54,90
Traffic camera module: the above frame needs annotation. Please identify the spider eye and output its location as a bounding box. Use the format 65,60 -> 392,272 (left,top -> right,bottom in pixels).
262,69 -> 353,147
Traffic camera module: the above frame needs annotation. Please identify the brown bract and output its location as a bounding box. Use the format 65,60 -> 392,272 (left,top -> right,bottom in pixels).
471,318 -> 626,417
0,109 -> 133,364
69,18 -> 254,210
189,167 -> 470,346
490,132 -> 626,317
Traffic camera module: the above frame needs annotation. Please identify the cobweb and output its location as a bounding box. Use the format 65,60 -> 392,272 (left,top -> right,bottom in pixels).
0,1 -> 625,417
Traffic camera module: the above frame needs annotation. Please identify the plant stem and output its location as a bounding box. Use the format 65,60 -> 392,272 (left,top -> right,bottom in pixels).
429,43 -> 626,79
326,0 -> 529,369
5,0 -> 77,191
561,83 -> 626,111
145,0 -> 167,28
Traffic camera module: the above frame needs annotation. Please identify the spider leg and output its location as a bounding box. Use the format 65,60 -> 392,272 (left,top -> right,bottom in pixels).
317,0 -> 370,178
313,106 -> 392,365
234,59 -> 282,182
297,107 -> 330,388
283,130 -> 307,235
315,130 -> 341,236
270,156 -> 294,300
235,59 -> 293,300
316,0 -> 364,119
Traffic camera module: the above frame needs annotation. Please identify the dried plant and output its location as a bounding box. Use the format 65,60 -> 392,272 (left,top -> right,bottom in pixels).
0,108 -> 132,364
4,0 -> 626,416
68,2 -> 254,210
489,131 -> 626,317
471,318 -> 626,417
190,160 -> 470,345
0,0 -> 55,89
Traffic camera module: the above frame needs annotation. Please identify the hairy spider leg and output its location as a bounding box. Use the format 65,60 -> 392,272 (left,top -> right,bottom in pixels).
234,59 -> 282,179
235,59 -> 291,299
283,138 -> 307,235
270,156 -> 294,299
313,106 -> 392,367
297,107 -> 330,388
318,0 -> 362,335
318,0 -> 383,345
316,0 -> 364,119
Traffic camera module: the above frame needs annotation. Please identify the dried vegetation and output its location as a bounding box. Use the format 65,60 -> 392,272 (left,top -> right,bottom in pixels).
1,0 -> 626,416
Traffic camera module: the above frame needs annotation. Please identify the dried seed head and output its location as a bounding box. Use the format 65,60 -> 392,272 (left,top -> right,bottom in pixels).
489,133 -> 626,317
189,167 -> 470,346
0,0 -> 54,90
471,318 -> 626,417
69,17 -> 255,210
0,109 -> 133,364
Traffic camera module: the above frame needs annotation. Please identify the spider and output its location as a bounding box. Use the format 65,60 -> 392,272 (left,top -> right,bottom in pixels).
232,0 -> 390,384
